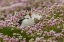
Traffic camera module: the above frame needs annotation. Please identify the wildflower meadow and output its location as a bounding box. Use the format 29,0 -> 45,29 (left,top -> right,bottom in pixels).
0,0 -> 64,42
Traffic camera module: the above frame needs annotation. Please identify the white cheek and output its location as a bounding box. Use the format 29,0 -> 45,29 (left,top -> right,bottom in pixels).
26,12 -> 29,15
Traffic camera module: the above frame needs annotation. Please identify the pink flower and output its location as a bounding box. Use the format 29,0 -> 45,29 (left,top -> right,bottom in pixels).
54,33 -> 62,38
57,25 -> 60,29
15,38 -> 19,42
21,0 -> 27,2
35,37 -> 40,42
22,38 -> 26,42
50,30 -> 55,36
61,29 -> 64,33
10,37 -> 16,42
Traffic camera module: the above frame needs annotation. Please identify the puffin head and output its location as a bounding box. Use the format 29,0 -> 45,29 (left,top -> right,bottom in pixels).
24,7 -> 32,18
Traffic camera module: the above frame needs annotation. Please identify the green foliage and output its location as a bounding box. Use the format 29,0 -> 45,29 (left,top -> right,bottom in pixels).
35,3 -> 39,8
34,18 -> 40,23
0,18 -> 5,20
10,11 -> 14,16
0,27 -> 32,42
0,27 -> 21,37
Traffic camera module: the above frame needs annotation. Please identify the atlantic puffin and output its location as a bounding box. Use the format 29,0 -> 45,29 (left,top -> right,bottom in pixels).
17,7 -> 42,28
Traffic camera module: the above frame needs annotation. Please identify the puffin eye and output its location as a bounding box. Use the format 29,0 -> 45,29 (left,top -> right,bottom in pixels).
26,10 -> 28,12
26,10 -> 27,12
26,18 -> 29,19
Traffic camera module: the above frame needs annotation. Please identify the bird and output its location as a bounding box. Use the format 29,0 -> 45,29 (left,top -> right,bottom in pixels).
18,7 -> 42,28
17,7 -> 32,25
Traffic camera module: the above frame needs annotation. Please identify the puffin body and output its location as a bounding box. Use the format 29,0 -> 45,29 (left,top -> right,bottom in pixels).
20,18 -> 34,28
20,13 -> 42,28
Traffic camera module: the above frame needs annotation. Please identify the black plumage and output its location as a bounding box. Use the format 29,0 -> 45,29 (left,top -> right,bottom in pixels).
17,18 -> 29,25
17,18 -> 25,25
23,7 -> 31,11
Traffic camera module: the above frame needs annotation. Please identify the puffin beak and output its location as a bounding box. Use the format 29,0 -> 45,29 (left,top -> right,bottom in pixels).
29,12 -> 32,18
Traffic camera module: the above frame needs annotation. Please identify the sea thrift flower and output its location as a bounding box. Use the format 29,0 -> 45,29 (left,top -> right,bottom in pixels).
63,24 -> 64,28
49,30 -> 55,36
29,38 -> 34,42
61,29 -> 64,33
13,33 -> 17,36
54,33 -> 62,38
15,38 -> 19,42
0,34 -> 3,38
10,37 -> 16,42
19,35 -> 22,39
39,37 -> 44,42
59,14 -> 64,16
57,25 -> 60,29
35,37 -> 40,42
22,38 -> 26,42
11,28 -> 14,30
43,40 -> 46,42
